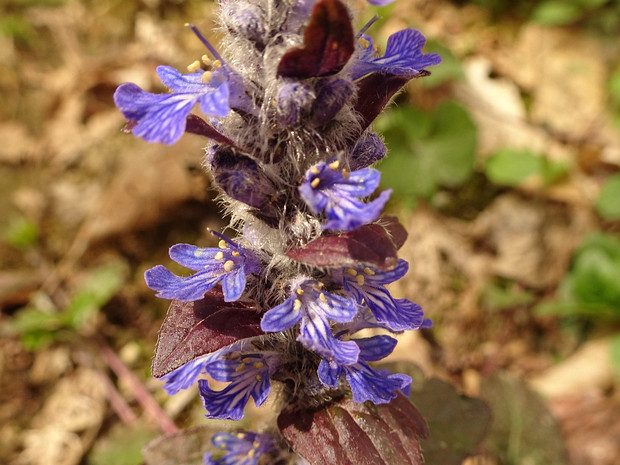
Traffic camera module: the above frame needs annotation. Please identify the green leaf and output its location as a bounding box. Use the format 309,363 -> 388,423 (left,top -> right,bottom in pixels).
377,101 -> 477,201
610,333 -> 620,377
531,1 -> 582,25
381,361 -> 491,465
484,149 -> 540,186
63,261 -> 126,330
142,426 -> 220,465
420,41 -> 463,89
3,216 -> 38,249
482,281 -> 535,312
481,372 -> 568,465
596,173 -> 620,220
90,423 -> 159,465
608,63 -> 620,107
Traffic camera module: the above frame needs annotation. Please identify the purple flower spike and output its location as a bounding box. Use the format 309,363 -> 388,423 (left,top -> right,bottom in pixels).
318,335 -> 412,404
339,259 -> 426,331
199,353 -> 277,420
299,158 -> 391,231
144,238 -> 262,302
261,280 -> 359,364
114,66 -> 230,145
203,431 -> 275,465
351,29 -> 442,80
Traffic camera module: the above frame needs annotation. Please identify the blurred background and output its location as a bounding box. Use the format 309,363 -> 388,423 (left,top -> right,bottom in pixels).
1,0 -> 619,464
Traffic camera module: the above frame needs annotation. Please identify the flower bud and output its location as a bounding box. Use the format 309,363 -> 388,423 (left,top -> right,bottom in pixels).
221,0 -> 267,45
276,81 -> 315,126
350,132 -> 386,170
311,78 -> 353,125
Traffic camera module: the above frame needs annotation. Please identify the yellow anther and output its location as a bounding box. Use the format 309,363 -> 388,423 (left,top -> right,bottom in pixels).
319,292 -> 327,303
242,357 -> 252,363
201,54 -> 211,65
329,160 -> 340,170
356,274 -> 365,286
294,299 -> 302,311
224,260 -> 235,272
218,239 -> 227,249
253,361 -> 264,369
296,288 -> 304,295
341,169 -> 349,179
346,268 -> 358,276
235,363 -> 246,372
237,432 -> 246,439
363,267 -> 375,276
331,41 -> 338,50
313,282 -> 324,290
187,60 -> 201,72
311,178 -> 320,188
358,37 -> 370,49
232,251 -> 240,257
252,441 -> 260,448
254,374 -> 261,381
248,449 -> 256,458
310,166 -> 320,175
201,71 -> 213,84
212,59 -> 222,69
214,251 -> 224,260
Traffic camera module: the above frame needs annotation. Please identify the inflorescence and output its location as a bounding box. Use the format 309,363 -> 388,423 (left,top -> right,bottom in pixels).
114,0 -> 440,463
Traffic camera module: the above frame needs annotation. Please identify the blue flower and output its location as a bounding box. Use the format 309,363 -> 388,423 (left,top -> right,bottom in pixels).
260,280 -> 360,364
351,28 -> 442,80
338,259 -> 426,331
366,0 -> 396,5
114,65 -> 231,145
318,335 -> 411,404
199,353 -> 277,420
299,158 -> 391,231
144,234 -> 262,302
159,341 -> 247,395
203,431 -> 275,465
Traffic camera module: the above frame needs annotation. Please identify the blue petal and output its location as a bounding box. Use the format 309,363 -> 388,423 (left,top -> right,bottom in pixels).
346,363 -> 411,404
351,28 -> 441,80
144,265 -> 220,301
366,0 -> 395,5
322,188 -> 391,231
114,83 -> 195,145
157,65 -> 211,93
221,268 -> 246,302
168,243 -> 222,271
260,296 -> 301,332
298,314 -> 359,364
337,168 -> 381,197
318,359 -> 343,388
355,335 -> 398,362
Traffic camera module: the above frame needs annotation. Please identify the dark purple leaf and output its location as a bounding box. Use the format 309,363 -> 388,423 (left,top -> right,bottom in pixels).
277,0 -> 354,79
143,425 -> 218,465
151,289 -> 263,378
379,216 -> 408,250
286,223 -> 400,270
354,71 -> 430,133
185,114 -> 241,149
278,393 -> 428,465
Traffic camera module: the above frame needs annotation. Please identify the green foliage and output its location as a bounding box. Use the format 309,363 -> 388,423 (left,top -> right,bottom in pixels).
536,233 -> 620,320
484,148 -> 567,187
376,101 -> 477,207
3,216 -> 38,249
90,422 -> 159,465
481,280 -> 536,312
596,173 -> 620,220
531,0 -> 614,25
9,260 -> 127,350
420,42 -> 464,89
481,372 -> 568,465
